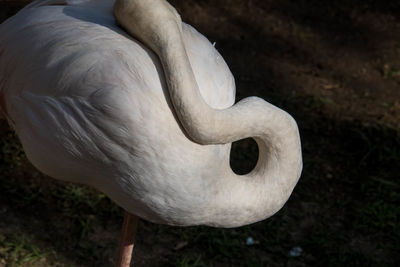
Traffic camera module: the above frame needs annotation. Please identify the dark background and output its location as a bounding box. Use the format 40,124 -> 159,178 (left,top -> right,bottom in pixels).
1,0 -> 399,266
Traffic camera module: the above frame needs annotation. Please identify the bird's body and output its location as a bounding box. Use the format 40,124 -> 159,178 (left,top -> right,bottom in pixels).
0,0 -> 302,227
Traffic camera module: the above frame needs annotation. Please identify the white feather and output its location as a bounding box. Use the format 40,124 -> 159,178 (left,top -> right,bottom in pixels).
0,0 -> 302,227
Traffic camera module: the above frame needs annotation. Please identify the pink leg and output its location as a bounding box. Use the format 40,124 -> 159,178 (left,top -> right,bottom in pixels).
117,211 -> 139,267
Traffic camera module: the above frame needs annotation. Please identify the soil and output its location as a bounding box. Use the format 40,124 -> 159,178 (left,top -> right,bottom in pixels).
0,0 -> 399,266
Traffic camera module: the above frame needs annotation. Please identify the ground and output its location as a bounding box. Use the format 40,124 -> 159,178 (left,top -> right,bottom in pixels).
0,0 -> 399,266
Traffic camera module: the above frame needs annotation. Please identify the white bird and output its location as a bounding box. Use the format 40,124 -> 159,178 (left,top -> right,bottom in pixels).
0,0 -> 302,228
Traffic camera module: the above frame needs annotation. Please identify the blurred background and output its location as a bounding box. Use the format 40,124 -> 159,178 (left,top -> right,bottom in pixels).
0,0 -> 399,266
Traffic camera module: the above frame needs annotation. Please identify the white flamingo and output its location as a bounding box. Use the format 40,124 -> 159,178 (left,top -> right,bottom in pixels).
0,0 -> 302,265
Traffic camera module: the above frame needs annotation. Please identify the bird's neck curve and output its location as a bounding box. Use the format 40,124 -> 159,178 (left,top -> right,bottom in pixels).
113,0 -> 302,227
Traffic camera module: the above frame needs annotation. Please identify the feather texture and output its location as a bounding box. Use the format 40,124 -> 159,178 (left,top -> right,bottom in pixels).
0,0 -> 302,227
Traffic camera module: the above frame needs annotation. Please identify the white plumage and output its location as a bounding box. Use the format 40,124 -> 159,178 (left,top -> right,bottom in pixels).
0,0 -> 302,227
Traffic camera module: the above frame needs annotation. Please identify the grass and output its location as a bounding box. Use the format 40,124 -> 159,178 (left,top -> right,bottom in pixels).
1,0 -> 400,266
173,255 -> 205,267
0,232 -> 49,266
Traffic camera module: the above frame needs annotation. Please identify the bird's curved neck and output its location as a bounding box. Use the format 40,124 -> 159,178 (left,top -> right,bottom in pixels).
158,36 -> 303,225
113,0 -> 302,227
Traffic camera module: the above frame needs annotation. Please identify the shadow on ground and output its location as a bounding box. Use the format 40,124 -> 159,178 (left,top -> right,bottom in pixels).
1,0 -> 399,266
